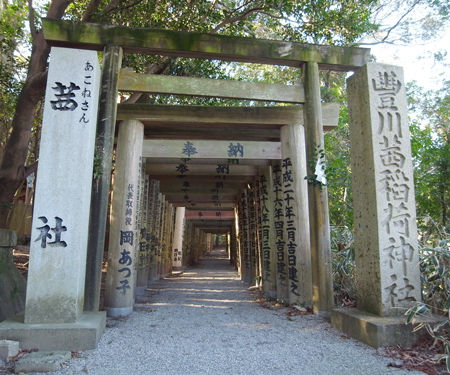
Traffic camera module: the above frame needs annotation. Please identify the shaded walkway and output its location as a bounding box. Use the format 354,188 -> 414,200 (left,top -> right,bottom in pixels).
44,250 -> 422,374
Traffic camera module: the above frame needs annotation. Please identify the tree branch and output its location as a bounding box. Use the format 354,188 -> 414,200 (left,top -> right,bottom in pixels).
24,160 -> 38,178
82,0 -> 103,22
363,0 -> 421,45
47,0 -> 74,19
103,0 -> 147,16
379,0 -> 420,43
123,57 -> 172,103
210,6 -> 264,33
27,0 -> 38,39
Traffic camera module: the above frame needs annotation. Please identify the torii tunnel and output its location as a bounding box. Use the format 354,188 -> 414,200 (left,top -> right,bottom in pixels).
0,18 -> 422,351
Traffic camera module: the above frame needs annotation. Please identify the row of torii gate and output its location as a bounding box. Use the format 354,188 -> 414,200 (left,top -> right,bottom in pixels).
0,19 -> 422,350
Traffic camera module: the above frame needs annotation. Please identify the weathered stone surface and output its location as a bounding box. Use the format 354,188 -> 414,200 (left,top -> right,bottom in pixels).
0,340 -> 19,360
119,69 -> 305,103
271,161 -> 288,302
136,173 -> 150,296
104,120 -> 144,317
42,19 -> 370,69
331,308 -> 443,348
25,47 -> 100,324
0,230 -> 26,323
14,351 -> 71,373
258,167 -> 277,299
143,139 -> 281,160
303,62 -> 333,313
0,312 -> 105,351
280,124 -> 313,306
84,45 -> 123,312
347,63 -> 421,316
172,207 -> 185,268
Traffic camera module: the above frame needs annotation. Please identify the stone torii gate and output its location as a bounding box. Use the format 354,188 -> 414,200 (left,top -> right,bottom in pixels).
0,19 -> 422,350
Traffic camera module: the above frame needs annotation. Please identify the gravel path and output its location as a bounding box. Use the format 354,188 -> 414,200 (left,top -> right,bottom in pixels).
42,249 -> 423,375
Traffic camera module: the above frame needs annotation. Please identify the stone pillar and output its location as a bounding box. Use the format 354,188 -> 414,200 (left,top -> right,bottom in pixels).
254,181 -> 263,286
85,45 -> 122,312
258,166 -> 277,298
183,219 -> 192,266
133,160 -> 145,295
234,206 -> 243,276
206,233 -> 212,253
239,191 -> 252,284
136,174 -> 150,295
272,161 -> 289,301
157,195 -> 165,279
104,120 -> 144,317
155,197 -> 162,279
348,63 -> 421,315
25,47 -> 100,324
331,63 -> 424,349
303,62 -> 333,313
193,227 -> 201,263
148,182 -> 160,283
163,203 -> 174,276
172,207 -> 185,268
0,230 -> 26,322
247,185 -> 258,286
181,219 -> 188,266
281,124 -> 313,306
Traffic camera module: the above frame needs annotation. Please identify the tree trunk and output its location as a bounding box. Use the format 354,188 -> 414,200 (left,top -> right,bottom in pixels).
0,0 -> 72,228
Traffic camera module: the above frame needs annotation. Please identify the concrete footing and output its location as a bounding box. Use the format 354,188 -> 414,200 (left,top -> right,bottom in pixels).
0,311 -> 105,351
14,351 -> 71,373
331,307 -> 442,348
0,340 -> 19,360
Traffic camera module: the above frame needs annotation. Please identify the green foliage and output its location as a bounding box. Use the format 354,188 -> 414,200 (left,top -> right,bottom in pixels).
0,0 -> 29,150
304,143 -> 327,188
324,80 -> 353,227
417,218 -> 450,313
330,226 -> 355,304
408,80 -> 449,226
62,0 -> 380,86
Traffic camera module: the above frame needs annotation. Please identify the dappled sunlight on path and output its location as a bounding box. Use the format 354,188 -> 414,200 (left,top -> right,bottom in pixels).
44,248 -> 423,375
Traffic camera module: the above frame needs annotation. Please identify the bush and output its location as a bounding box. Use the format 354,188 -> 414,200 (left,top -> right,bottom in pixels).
330,225 -> 356,306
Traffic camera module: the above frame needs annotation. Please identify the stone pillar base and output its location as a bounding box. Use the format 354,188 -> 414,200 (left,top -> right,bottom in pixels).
0,311 -> 105,351
263,291 -> 277,299
106,306 -> 133,317
331,307 -> 443,348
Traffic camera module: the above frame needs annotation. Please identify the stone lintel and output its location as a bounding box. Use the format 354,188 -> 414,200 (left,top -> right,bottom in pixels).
42,19 -> 370,69
119,69 -> 305,103
331,307 -> 442,348
0,312 -> 106,351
